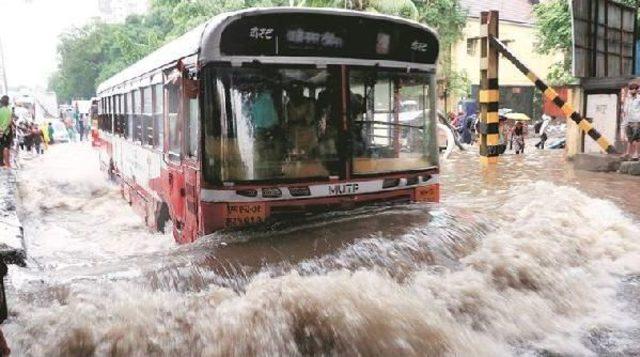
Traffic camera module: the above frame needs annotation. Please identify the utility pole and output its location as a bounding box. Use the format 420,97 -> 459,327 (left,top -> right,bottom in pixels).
478,11 -> 501,165
0,36 -> 7,95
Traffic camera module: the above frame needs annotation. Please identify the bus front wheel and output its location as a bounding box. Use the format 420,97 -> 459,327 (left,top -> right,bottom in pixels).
155,202 -> 171,234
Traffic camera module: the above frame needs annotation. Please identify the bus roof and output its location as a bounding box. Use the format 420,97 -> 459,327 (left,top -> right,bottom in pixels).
97,7 -> 439,95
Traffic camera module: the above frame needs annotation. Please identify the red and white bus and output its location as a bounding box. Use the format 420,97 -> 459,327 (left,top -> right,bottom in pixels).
95,8 -> 441,244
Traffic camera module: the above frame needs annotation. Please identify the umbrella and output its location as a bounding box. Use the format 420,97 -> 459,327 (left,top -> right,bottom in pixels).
504,112 -> 531,121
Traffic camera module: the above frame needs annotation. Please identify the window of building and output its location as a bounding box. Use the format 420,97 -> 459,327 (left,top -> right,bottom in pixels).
153,84 -> 164,150
467,38 -> 478,56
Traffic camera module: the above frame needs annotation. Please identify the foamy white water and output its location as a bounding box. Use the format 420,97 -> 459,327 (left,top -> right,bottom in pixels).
3,143 -> 640,356
15,142 -> 173,272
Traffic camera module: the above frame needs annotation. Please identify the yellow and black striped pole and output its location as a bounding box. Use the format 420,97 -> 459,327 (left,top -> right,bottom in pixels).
478,11 -> 501,164
489,36 -> 617,154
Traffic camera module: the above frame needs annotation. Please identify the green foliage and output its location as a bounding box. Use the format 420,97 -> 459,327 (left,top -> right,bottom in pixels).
416,0 -> 467,48
49,0 -> 466,102
444,68 -> 470,98
617,0 -> 638,7
532,0 -> 576,85
533,0 -> 572,55
416,0 -> 467,100
546,60 -> 577,86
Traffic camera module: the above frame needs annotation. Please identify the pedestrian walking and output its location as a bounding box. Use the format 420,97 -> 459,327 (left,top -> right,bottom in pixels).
16,122 -> 26,151
64,116 -> 75,142
77,114 -> 85,141
622,82 -> 640,160
535,114 -> 552,150
47,122 -> 55,144
0,96 -> 14,168
31,124 -> 45,155
509,121 -> 526,155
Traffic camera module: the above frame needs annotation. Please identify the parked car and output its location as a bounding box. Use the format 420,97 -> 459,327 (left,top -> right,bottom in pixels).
50,121 -> 70,143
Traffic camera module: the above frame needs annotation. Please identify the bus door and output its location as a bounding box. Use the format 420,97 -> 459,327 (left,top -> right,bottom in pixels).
182,76 -> 200,243
165,79 -> 187,242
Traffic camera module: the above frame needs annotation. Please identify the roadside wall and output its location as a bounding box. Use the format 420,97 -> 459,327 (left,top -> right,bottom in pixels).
0,170 -> 25,266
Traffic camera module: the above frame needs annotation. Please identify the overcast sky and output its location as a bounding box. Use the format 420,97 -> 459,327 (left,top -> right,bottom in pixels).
0,0 -> 102,89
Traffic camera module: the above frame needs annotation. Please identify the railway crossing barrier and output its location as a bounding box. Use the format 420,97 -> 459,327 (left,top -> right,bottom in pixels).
477,11 -> 617,164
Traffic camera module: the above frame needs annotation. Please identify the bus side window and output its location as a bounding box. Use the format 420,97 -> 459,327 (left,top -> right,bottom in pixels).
142,86 -> 153,146
153,84 -> 164,150
126,92 -> 133,140
98,98 -> 103,131
107,96 -> 113,133
117,94 -> 124,136
105,97 -> 109,132
113,94 -> 119,135
133,89 -> 142,143
185,77 -> 199,157
112,96 -> 117,135
167,83 -> 181,157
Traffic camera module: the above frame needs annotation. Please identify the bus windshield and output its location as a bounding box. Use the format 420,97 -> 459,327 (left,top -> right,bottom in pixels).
202,66 -> 437,183
211,67 -> 341,182
350,70 -> 438,175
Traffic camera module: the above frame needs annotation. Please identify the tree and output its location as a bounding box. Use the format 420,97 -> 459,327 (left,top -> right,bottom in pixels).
415,0 -> 468,100
532,0 -> 575,85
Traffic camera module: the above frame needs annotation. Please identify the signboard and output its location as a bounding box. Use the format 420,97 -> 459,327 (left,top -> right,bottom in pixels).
571,0 -> 638,78
220,13 -> 439,65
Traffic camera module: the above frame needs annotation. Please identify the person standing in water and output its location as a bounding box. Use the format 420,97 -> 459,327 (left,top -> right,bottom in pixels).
47,122 -> 55,144
509,121 -> 526,155
77,114 -> 85,141
622,82 -> 640,160
535,114 -> 552,150
0,96 -> 13,168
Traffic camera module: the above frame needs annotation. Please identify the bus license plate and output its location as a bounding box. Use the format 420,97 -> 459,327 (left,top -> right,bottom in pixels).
224,203 -> 267,227
415,185 -> 439,202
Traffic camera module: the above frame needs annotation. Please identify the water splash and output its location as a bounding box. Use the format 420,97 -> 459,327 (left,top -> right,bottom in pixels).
6,144 -> 640,356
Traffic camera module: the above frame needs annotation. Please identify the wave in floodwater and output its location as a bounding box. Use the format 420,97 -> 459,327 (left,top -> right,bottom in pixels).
14,144 -> 173,274
8,149 -> 640,357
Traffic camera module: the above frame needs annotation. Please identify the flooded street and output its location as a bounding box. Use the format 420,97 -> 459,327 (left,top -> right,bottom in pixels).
5,142 -> 640,356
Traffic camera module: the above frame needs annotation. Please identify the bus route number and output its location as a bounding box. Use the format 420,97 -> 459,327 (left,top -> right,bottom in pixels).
225,203 -> 267,227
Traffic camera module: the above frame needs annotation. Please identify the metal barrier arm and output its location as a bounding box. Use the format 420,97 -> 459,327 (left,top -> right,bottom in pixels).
489,36 -> 617,154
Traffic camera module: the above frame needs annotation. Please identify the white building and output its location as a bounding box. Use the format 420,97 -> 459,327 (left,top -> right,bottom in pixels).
98,0 -> 149,24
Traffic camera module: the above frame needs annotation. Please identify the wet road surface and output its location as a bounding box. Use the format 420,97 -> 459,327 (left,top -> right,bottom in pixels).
4,142 -> 640,356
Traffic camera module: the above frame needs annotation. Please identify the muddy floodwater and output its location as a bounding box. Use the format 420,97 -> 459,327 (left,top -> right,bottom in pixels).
4,142 -> 640,356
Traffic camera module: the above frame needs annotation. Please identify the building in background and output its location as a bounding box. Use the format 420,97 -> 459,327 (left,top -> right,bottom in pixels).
98,0 -> 149,24
446,0 -> 563,118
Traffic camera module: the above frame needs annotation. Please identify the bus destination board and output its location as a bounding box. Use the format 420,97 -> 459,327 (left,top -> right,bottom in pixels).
219,13 -> 439,65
